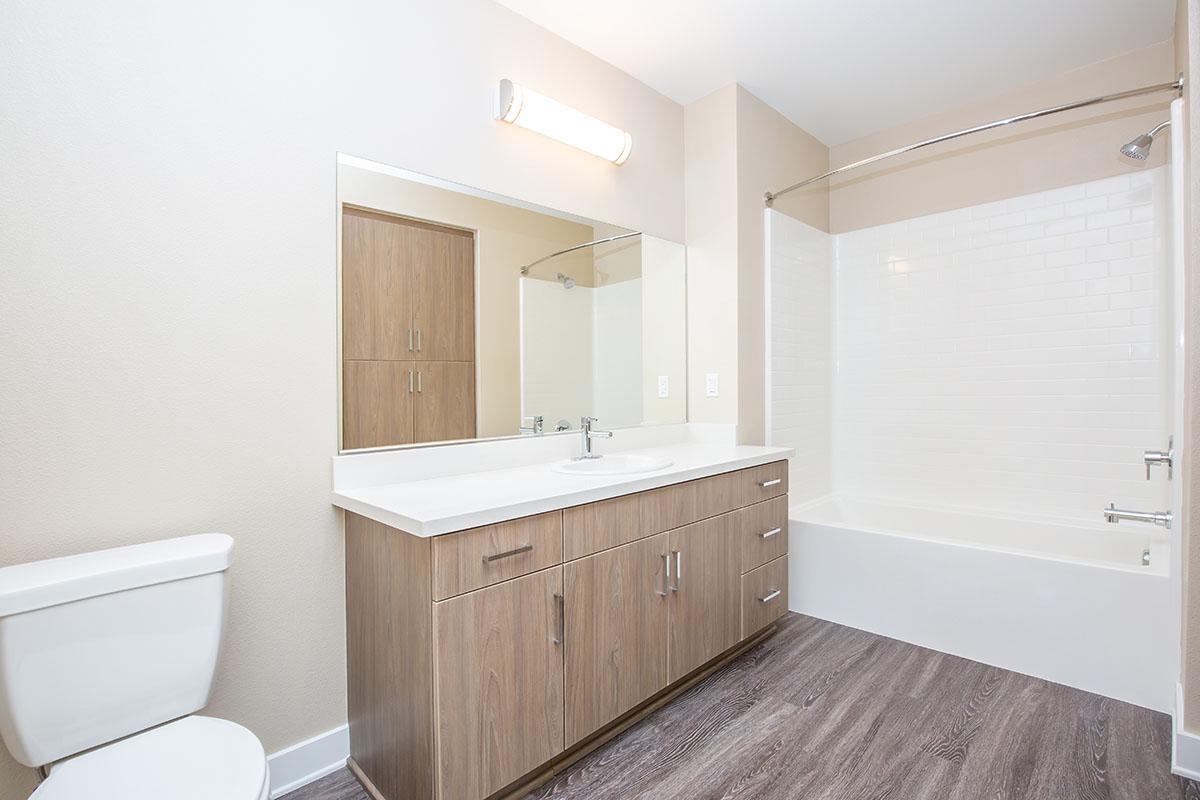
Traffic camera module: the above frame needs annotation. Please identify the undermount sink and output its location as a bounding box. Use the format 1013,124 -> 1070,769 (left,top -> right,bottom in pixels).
553,453 -> 674,476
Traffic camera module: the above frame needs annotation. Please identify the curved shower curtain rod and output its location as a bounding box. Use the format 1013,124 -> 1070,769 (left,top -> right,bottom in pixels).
764,76 -> 1184,207
519,231 -> 642,275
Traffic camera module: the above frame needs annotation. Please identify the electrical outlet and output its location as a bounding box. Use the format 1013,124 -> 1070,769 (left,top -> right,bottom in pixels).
657,375 -> 669,398
705,373 -> 719,397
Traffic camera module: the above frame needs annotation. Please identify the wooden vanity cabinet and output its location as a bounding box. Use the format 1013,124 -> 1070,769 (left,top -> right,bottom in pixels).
344,460 -> 789,800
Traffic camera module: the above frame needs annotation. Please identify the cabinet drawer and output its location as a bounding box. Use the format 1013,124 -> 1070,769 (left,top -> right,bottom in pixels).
742,555 -> 788,637
431,511 -> 562,600
734,496 -> 789,573
707,461 -> 788,517
563,493 -> 648,561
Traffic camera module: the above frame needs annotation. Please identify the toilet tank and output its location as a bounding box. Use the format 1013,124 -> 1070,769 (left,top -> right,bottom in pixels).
0,534 -> 233,767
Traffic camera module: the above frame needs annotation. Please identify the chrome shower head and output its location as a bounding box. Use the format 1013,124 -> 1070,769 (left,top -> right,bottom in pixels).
1121,120 -> 1170,161
1120,134 -> 1153,160
556,272 -> 576,289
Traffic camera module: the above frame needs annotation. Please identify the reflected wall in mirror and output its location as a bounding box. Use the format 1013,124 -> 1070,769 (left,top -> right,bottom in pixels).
337,156 -> 687,452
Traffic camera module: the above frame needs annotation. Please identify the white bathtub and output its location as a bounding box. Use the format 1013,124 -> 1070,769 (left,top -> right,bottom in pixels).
789,496 -> 1173,712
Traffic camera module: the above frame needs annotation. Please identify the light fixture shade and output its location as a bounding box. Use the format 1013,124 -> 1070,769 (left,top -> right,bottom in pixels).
496,79 -> 632,165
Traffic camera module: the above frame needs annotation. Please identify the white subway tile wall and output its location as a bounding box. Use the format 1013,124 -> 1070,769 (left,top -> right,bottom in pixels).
767,211 -> 833,503
835,168 -> 1168,520
768,167 -> 1170,522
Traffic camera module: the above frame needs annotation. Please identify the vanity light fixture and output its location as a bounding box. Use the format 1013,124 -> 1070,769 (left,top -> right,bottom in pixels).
496,79 -> 632,165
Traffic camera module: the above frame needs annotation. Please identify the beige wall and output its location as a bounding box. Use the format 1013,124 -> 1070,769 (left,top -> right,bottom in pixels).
734,87 -> 829,444
1178,0 -> 1200,733
683,85 -> 831,444
829,41 -> 1177,233
0,1 -> 684,796
337,163 -> 595,440
685,86 -> 741,426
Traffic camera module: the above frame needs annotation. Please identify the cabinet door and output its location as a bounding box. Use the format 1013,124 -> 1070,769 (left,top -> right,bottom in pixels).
412,223 -> 474,361
434,567 -> 564,800
341,208 -> 416,361
564,534 -> 669,746
668,515 -> 741,682
342,360 -> 415,449
413,361 -> 476,443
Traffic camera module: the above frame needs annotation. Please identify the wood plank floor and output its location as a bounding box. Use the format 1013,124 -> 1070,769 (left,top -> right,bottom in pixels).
284,613 -> 1198,800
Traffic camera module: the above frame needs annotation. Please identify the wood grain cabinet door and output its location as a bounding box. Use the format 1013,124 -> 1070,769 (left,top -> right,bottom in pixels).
563,533 -> 669,746
341,360 -> 415,449
413,361 -> 476,443
667,515 -> 741,683
433,567 -> 565,800
412,223 -> 475,362
341,208 -> 415,361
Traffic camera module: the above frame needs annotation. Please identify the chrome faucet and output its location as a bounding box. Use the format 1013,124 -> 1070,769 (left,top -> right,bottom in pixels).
1104,503 -> 1172,529
1144,436 -> 1174,480
577,416 -> 612,460
519,415 -> 544,436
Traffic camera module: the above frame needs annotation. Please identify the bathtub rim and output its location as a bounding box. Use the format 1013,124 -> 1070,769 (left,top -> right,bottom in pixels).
790,493 -> 1169,577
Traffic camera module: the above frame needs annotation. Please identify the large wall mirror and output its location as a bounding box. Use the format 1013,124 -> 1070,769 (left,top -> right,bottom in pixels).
337,156 -> 687,452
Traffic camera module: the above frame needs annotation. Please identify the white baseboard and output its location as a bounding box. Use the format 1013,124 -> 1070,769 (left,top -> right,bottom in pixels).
1174,684 -> 1200,780
267,724 -> 349,798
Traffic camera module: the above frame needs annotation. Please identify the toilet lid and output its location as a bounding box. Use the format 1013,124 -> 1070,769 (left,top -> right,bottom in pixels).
31,716 -> 268,800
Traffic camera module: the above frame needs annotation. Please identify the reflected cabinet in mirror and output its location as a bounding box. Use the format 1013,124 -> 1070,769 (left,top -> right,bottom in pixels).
337,156 -> 687,452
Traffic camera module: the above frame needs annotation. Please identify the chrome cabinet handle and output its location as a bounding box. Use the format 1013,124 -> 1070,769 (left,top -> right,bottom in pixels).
417,371 -> 422,393
415,329 -> 422,352
759,589 -> 781,604
672,550 -> 681,592
658,553 -> 670,597
759,478 -> 782,488
482,544 -> 532,563
408,329 -> 414,352
408,370 -> 414,393
552,592 -> 564,645
758,527 -> 782,540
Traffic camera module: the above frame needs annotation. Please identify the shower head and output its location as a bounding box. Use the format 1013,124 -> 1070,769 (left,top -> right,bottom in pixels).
1121,120 -> 1171,161
556,272 -> 576,289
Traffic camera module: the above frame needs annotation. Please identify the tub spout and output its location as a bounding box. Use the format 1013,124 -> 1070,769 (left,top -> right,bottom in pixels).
1104,503 -> 1172,530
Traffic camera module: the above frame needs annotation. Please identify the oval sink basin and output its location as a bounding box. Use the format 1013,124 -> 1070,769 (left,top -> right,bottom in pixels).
553,454 -> 674,476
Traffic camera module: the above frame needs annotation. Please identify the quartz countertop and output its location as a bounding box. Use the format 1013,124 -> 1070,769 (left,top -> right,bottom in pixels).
331,443 -> 792,537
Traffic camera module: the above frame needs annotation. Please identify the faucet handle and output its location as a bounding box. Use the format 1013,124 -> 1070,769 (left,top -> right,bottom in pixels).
581,416 -> 598,428
1144,436 -> 1174,480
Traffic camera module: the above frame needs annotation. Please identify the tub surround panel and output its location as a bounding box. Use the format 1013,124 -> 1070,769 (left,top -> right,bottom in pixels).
765,211 -> 833,506
769,169 -> 1171,525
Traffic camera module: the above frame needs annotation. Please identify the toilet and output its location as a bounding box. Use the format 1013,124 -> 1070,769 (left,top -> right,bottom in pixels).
0,534 -> 270,799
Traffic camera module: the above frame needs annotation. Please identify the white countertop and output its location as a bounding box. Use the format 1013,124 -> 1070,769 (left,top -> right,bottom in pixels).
331,442 -> 792,537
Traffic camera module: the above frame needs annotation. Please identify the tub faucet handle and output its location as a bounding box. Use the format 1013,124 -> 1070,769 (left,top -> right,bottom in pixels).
1144,436 -> 1174,480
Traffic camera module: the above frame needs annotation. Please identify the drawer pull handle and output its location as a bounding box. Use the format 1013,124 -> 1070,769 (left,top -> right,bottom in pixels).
658,553 -> 670,597
758,527 -> 782,540
482,544 -> 533,563
552,592 -> 564,645
759,589 -> 782,604
759,478 -> 782,488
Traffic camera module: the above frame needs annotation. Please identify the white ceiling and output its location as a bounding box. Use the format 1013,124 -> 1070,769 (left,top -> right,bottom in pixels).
494,0 -> 1177,145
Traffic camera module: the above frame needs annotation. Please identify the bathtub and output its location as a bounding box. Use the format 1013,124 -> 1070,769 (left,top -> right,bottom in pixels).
789,496 -> 1173,712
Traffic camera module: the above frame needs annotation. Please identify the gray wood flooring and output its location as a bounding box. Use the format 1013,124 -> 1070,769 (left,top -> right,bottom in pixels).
284,613 -> 1198,800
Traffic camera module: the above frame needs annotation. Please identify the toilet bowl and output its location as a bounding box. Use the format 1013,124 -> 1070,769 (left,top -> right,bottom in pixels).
0,534 -> 269,799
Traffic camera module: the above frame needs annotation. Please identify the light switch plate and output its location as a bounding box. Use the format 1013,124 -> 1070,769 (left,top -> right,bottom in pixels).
705,373 -> 719,397
657,375 -> 669,398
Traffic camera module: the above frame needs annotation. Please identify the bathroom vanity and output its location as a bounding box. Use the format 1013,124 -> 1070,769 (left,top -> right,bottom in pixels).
334,443 -> 790,800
